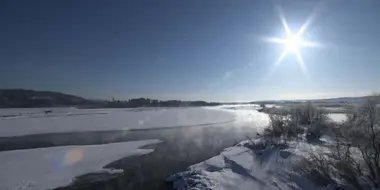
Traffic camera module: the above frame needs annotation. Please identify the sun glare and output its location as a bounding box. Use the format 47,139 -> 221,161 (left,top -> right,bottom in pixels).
285,34 -> 302,52
263,5 -> 322,75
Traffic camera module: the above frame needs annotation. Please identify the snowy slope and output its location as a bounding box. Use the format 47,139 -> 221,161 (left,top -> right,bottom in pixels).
0,107 -> 235,137
167,139 -> 326,190
0,139 -> 161,190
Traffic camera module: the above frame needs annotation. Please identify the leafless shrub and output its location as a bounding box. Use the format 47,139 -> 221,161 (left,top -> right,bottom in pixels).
306,118 -> 329,141
263,114 -> 303,143
296,149 -> 336,187
291,101 -> 327,126
259,94 -> 380,189
290,102 -> 330,140
331,138 -> 370,190
300,94 -> 380,189
340,94 -> 380,188
263,102 -> 329,142
297,141 -> 370,190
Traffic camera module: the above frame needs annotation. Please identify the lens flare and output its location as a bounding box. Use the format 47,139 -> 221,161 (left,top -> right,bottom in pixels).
63,148 -> 84,166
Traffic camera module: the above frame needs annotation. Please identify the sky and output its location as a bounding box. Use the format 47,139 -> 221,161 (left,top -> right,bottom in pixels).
1,0 -> 380,102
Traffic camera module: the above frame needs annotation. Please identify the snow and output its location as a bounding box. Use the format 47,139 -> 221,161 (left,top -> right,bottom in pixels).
0,104 -> 348,190
0,105 -> 271,189
207,105 -> 270,131
167,138 -> 329,190
215,104 -> 280,110
216,104 -> 261,110
0,139 -> 161,190
323,107 -> 345,112
0,107 -> 235,137
0,106 -> 271,137
327,113 -> 347,123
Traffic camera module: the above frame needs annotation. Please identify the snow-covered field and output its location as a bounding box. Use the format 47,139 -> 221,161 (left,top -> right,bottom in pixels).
0,139 -> 161,190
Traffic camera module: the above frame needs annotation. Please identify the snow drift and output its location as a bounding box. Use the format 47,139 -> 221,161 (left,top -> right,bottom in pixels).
167,138 -> 332,190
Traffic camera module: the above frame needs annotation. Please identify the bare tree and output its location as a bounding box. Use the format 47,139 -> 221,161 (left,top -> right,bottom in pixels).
297,95 -> 380,189
340,94 -> 380,187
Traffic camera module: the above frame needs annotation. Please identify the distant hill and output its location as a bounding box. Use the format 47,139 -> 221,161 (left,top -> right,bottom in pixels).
252,96 -> 366,106
0,89 -> 220,108
0,89 -> 370,108
0,89 -> 87,108
310,97 -> 365,104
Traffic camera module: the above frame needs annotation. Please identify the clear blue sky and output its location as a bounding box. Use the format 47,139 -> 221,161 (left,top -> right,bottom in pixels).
1,0 -> 380,101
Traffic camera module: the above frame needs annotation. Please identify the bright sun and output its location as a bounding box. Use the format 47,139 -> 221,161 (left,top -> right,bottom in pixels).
263,5 -> 321,74
285,34 -> 302,52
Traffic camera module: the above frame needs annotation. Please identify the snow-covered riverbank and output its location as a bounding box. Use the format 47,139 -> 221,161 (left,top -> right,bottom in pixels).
167,137 -> 332,190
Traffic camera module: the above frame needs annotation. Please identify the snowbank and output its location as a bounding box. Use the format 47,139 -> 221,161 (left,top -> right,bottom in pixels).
167,138 -> 328,190
0,139 -> 161,190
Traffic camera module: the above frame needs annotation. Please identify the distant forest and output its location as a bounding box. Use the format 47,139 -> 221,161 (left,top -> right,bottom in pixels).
0,89 -> 220,108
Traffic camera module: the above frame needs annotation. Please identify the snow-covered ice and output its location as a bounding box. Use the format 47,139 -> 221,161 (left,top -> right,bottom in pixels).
0,139 -> 161,190
0,106 -> 271,137
0,107 -> 236,137
207,105 -> 270,131
327,113 -> 347,123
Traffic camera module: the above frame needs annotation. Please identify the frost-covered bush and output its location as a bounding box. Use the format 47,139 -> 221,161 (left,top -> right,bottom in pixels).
291,101 -> 326,125
291,102 -> 330,140
296,149 -> 336,187
339,94 -> 380,188
296,147 -> 368,190
298,142 -> 370,190
302,94 -> 380,189
264,101 -> 328,141
306,118 -> 329,141
261,95 -> 380,189
264,114 -> 303,141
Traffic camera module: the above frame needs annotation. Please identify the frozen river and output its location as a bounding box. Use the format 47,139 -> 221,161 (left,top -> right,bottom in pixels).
0,105 -> 345,190
0,105 -> 270,190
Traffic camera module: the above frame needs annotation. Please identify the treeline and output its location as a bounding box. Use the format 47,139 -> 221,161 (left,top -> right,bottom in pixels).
0,89 -> 220,108
86,98 -> 220,108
